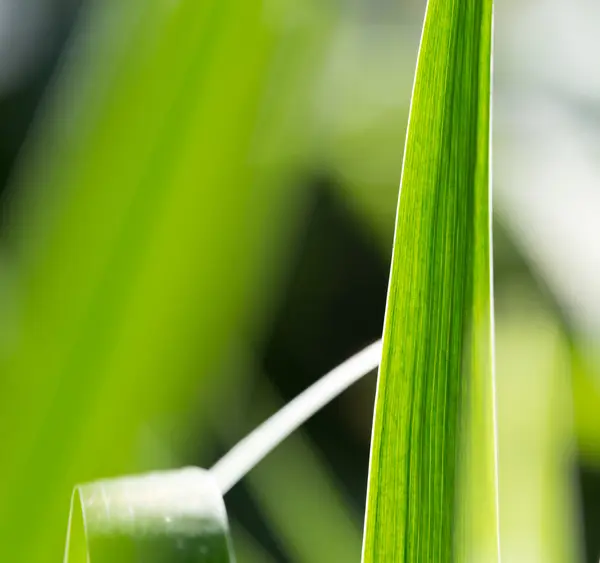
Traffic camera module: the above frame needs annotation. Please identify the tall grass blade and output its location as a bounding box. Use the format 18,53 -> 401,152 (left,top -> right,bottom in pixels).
362,0 -> 498,561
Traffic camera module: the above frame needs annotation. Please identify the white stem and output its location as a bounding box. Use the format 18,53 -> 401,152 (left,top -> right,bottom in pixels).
210,340 -> 382,494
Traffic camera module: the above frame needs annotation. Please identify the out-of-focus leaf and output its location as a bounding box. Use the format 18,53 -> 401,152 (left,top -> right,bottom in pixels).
571,348 -> 600,466
362,1 -> 497,561
65,468 -> 233,563
0,0 -> 324,561
495,288 -> 583,563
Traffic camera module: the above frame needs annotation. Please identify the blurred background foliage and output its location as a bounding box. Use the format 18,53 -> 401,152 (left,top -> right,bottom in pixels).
0,0 -> 598,562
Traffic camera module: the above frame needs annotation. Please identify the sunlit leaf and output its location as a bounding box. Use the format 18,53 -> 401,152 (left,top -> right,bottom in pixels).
362,1 -> 497,561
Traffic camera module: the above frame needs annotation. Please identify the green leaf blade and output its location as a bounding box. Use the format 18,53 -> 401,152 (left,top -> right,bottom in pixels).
65,468 -> 235,563
362,1 -> 497,562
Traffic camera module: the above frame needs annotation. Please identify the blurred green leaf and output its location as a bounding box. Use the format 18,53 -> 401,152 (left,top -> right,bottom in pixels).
495,287 -> 582,563
571,348 -> 600,466
362,1 -> 497,561
0,0 -> 323,561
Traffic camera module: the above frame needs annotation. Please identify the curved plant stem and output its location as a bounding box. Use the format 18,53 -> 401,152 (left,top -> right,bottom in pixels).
211,340 -> 382,494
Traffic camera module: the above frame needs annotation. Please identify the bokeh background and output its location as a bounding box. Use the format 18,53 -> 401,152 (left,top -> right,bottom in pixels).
0,0 -> 599,562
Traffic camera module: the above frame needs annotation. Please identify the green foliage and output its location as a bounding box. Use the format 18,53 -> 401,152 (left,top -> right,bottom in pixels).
1,0 -> 594,560
494,289 -> 582,563
362,1 -> 497,561
0,1 -> 317,560
572,348 -> 600,466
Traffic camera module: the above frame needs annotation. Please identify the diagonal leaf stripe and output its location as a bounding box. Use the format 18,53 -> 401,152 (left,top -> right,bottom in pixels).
362,1 -> 497,562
